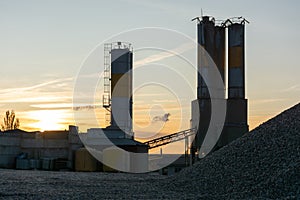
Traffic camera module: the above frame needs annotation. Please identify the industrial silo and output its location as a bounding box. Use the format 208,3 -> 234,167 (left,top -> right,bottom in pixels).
217,19 -> 249,147
228,22 -> 245,99
197,16 -> 215,99
192,16 -> 218,158
110,42 -> 133,138
213,25 -> 226,85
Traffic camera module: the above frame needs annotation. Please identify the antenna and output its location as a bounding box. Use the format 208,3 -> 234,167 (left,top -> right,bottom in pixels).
201,8 -> 203,17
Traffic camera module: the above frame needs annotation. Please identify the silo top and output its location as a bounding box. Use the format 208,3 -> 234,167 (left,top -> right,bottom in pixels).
111,48 -> 132,74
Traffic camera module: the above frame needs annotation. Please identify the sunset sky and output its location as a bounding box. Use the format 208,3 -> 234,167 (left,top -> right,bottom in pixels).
1,0 -> 299,148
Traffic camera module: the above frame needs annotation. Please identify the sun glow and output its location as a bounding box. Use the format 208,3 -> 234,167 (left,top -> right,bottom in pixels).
26,110 -> 70,131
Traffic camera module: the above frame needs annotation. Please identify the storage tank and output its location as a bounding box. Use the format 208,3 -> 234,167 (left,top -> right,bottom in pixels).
110,42 -> 133,138
75,148 -> 98,172
103,146 -> 130,172
214,25 -> 226,86
130,152 -> 148,173
228,22 -> 245,98
192,16 -> 227,157
218,19 -> 249,148
196,17 -> 226,96
197,16 -> 215,99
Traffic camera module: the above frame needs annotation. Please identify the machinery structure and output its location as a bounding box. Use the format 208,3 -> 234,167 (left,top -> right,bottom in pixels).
191,16 -> 249,159
144,128 -> 196,149
99,16 -> 249,170
142,16 -> 249,164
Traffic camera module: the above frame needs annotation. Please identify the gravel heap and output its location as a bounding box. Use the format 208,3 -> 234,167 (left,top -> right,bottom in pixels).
165,102 -> 300,199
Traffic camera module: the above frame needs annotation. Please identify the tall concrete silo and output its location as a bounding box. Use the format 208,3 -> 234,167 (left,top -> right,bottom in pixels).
214,25 -> 226,85
103,42 -> 133,139
197,16 -> 215,99
217,19 -> 249,147
191,16 -> 226,158
110,42 -> 133,137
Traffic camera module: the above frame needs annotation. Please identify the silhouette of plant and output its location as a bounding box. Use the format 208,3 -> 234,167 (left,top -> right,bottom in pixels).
1,110 -> 20,131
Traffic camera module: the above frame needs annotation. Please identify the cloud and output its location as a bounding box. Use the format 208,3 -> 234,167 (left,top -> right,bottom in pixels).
152,113 -> 170,122
153,99 -> 177,103
134,93 -> 163,97
0,77 -> 73,94
134,42 -> 194,67
30,103 -> 105,111
30,103 -> 74,109
72,105 -> 102,111
252,98 -> 286,104
280,84 -> 300,93
0,77 -> 74,103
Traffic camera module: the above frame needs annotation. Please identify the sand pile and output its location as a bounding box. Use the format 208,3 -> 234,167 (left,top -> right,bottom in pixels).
165,102 -> 300,199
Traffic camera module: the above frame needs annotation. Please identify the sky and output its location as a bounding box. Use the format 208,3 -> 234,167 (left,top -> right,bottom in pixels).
0,0 -> 300,150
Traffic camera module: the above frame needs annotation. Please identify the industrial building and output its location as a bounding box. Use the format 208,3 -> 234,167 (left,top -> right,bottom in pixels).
0,126 -> 82,170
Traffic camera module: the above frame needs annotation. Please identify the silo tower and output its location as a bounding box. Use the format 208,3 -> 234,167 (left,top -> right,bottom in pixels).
191,16 -> 226,158
103,42 -> 133,139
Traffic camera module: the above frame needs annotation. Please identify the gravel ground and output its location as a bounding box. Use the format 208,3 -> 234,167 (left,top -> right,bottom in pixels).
0,170 -> 169,199
166,102 -> 300,199
0,103 -> 299,199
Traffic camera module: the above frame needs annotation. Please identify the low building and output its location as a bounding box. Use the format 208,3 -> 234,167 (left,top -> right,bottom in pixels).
0,126 -> 82,170
0,126 -> 149,172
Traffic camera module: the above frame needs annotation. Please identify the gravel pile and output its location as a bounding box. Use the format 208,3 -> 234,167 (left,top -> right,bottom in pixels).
165,102 -> 300,199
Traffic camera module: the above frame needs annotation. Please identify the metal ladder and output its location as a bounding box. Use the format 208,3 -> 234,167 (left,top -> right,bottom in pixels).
103,43 -> 112,126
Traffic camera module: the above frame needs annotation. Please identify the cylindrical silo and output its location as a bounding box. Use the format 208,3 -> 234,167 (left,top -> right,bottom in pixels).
228,23 -> 245,99
197,16 -> 215,99
218,21 -> 249,149
110,42 -> 133,138
214,25 -> 226,85
192,16 -> 217,157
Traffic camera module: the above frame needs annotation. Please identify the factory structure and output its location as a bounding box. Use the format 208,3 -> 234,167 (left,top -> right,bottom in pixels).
0,15 -> 249,173
191,16 -> 249,159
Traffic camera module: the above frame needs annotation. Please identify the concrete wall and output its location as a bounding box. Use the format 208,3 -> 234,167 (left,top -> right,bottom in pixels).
0,132 -> 21,168
0,126 -> 83,169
